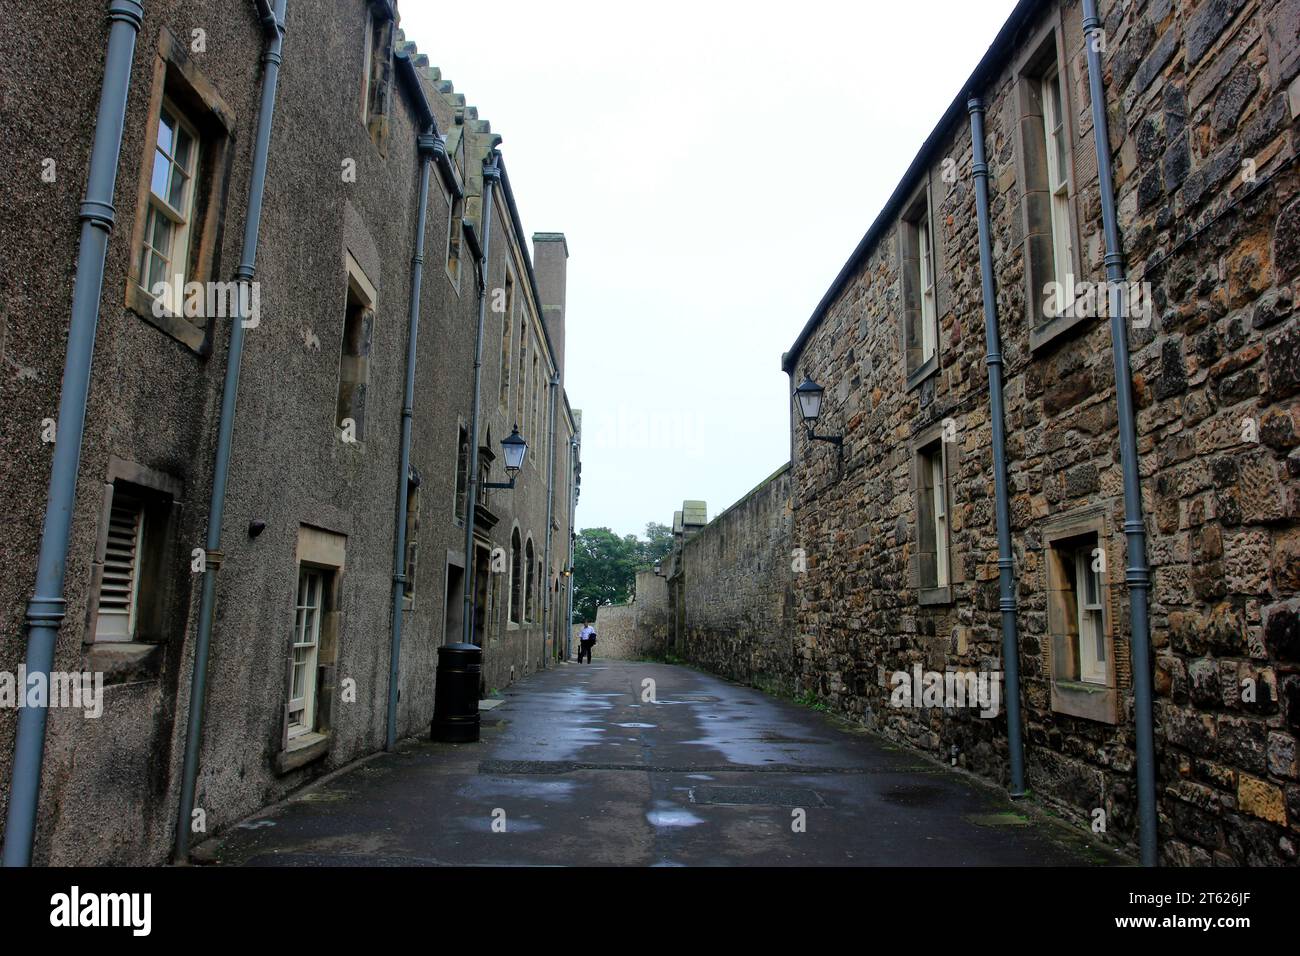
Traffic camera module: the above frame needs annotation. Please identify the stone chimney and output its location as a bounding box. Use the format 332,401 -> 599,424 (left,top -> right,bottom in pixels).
532,232 -> 568,386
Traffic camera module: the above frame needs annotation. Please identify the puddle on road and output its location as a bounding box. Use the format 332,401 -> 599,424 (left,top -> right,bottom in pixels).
615,722 -> 656,728
458,777 -> 577,802
646,808 -> 704,828
647,801 -> 707,832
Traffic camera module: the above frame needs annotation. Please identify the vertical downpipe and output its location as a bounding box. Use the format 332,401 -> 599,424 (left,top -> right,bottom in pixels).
173,0 -> 287,864
968,97 -> 1026,797
1082,0 -> 1158,866
2,0 -> 146,868
460,156 -> 500,645
386,128 -> 439,750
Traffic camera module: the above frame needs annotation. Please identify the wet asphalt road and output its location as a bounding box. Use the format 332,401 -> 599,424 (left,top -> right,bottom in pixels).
202,660 -> 1118,866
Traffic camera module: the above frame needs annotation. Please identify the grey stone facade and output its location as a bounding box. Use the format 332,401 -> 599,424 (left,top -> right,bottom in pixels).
0,0 -> 577,864
658,0 -> 1300,865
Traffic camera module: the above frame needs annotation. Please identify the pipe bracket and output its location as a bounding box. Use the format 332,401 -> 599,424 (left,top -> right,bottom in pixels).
79,199 -> 116,232
107,0 -> 145,28
25,595 -> 67,628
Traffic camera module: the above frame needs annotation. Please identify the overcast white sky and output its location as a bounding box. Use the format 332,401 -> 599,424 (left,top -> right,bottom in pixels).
401,0 -> 1020,539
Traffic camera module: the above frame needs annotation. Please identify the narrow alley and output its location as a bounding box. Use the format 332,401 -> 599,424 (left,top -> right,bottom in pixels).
201,661 -> 1117,867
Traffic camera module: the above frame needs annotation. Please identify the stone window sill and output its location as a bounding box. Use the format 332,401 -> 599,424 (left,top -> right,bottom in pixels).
1029,308 -> 1093,353
86,640 -> 164,685
1051,679 -> 1118,724
275,731 -> 331,775
126,285 -> 208,354
918,585 -> 953,607
906,354 -> 939,392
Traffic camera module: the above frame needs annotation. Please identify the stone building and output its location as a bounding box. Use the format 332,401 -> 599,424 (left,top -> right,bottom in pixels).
662,0 -> 1300,865
0,0 -> 578,865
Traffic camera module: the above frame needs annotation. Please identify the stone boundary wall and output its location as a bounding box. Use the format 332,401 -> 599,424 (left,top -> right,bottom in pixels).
586,570 -> 670,660
676,465 -> 798,693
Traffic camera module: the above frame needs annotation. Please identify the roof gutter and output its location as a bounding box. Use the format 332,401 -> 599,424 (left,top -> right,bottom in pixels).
782,0 -> 1048,374
394,50 -> 460,199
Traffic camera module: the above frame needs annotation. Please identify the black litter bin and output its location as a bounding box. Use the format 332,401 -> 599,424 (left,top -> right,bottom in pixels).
432,642 -> 482,742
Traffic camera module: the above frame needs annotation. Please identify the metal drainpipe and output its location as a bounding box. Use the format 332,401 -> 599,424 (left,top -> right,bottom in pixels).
1,0 -> 146,869
173,0 -> 286,864
385,127 -> 439,751
1082,0 -> 1157,867
968,97 -> 1026,797
540,372 -> 559,668
460,154 -> 500,646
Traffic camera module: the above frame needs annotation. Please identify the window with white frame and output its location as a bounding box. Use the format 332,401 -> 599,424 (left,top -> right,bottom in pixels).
1064,537 -> 1106,684
96,489 -> 145,642
914,438 -> 951,598
918,216 -> 937,362
900,181 -> 939,384
289,567 -> 324,738
917,443 -> 949,589
1042,63 -> 1074,316
138,102 -> 201,316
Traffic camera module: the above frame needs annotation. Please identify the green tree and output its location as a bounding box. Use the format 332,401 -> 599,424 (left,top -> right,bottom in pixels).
637,522 -> 673,570
572,528 -> 639,622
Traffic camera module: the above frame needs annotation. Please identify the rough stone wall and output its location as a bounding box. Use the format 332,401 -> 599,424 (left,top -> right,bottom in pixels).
590,570 -> 670,659
591,604 -> 636,657
783,0 -> 1300,865
676,467 -> 798,694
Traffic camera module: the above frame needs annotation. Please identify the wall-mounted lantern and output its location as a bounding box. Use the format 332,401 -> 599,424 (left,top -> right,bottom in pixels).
482,425 -> 528,490
653,560 -> 664,577
794,377 -> 843,448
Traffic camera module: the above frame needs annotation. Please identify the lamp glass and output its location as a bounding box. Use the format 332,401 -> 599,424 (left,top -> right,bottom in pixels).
502,426 -> 528,473
795,378 -> 824,422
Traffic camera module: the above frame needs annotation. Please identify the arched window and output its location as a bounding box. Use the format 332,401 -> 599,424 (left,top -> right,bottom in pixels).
510,528 -> 522,624
525,539 -> 536,622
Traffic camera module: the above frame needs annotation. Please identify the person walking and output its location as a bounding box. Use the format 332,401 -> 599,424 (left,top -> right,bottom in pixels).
577,622 -> 597,663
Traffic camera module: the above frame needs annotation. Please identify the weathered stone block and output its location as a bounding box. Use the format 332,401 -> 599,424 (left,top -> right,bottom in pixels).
1268,732 -> 1298,779
1237,774 -> 1287,825
1187,0 -> 1249,67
